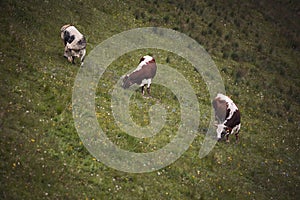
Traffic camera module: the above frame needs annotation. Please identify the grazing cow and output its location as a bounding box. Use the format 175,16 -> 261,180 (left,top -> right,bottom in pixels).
122,55 -> 157,96
60,24 -> 86,66
212,93 -> 241,143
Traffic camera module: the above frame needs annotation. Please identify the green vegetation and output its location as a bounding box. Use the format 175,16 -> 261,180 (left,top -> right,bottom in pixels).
1,0 -> 299,199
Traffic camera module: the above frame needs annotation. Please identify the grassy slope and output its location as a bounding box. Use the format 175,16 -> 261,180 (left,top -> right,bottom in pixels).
0,0 -> 299,199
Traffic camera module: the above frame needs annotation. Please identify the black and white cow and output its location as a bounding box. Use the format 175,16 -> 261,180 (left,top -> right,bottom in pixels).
212,93 -> 241,143
60,24 -> 86,66
122,55 -> 157,96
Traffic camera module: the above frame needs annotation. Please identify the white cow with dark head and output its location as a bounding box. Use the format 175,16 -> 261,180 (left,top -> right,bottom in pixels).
60,24 -> 86,66
213,93 -> 241,143
122,55 -> 157,96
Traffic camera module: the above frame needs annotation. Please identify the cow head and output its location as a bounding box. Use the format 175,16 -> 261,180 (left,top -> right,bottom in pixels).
122,75 -> 133,89
216,124 -> 230,140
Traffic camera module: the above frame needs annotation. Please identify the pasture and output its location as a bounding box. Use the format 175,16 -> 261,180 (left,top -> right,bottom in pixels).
0,0 -> 299,199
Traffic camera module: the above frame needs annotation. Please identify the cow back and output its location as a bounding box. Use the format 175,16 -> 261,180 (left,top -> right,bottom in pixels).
126,62 -> 157,85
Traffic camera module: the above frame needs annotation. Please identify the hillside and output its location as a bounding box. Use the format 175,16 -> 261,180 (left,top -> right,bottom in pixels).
0,0 -> 299,199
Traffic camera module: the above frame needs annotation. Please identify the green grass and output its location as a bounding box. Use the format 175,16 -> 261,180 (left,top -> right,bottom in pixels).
1,0 -> 299,199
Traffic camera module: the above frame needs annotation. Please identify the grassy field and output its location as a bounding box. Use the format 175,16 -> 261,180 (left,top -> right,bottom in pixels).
0,0 -> 299,199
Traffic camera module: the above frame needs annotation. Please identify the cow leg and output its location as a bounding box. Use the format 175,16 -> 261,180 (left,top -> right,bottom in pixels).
226,135 -> 230,143
64,46 -> 71,58
147,85 -> 151,96
72,56 -> 75,64
80,49 -> 86,67
80,57 -> 85,66
65,47 -> 75,64
235,132 -> 239,143
67,56 -> 73,63
64,51 -> 69,59
141,85 -> 145,96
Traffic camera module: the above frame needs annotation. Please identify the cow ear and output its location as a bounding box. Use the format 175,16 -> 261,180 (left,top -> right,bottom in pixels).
139,57 -> 145,63
122,75 -> 129,84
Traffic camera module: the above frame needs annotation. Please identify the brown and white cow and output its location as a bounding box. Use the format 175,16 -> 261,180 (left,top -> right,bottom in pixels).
60,24 -> 86,66
212,93 -> 241,143
122,55 -> 157,96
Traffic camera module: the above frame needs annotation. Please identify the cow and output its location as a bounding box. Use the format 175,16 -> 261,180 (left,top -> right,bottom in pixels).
212,93 -> 241,143
60,24 -> 86,66
122,55 -> 157,96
